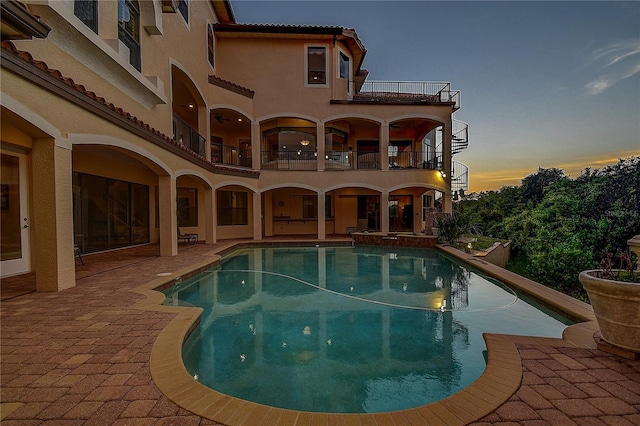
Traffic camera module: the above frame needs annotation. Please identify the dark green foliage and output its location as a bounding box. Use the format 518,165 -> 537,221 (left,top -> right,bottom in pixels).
434,210 -> 479,246
458,157 -> 640,300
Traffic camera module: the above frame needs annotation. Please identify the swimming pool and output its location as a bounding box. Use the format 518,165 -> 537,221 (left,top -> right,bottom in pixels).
165,245 -> 571,414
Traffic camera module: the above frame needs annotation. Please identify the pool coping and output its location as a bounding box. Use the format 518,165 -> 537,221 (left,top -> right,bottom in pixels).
133,241 -> 598,425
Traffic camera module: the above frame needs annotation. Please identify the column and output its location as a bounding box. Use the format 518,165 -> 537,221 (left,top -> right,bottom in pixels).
380,123 -> 389,171
158,175 -> 177,256
251,122 -> 261,170
381,191 -> 389,233
253,191 -> 262,240
205,186 -> 216,244
316,122 -> 325,171
317,190 -> 326,240
32,138 -> 76,291
414,192 -> 424,233
198,105 -> 209,160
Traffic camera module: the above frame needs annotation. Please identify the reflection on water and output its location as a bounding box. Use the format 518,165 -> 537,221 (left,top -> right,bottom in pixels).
168,246 -> 569,413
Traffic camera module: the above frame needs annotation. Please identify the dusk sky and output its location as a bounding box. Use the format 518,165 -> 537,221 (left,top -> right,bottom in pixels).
231,0 -> 640,192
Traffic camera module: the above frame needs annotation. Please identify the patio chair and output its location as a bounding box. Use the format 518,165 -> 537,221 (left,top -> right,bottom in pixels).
74,244 -> 84,265
178,226 -> 198,245
74,235 -> 84,265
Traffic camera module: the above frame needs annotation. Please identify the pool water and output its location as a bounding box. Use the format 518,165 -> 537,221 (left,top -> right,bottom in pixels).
165,246 -> 571,413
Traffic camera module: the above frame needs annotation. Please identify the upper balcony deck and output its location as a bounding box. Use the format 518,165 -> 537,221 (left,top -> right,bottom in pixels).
333,81 -> 460,111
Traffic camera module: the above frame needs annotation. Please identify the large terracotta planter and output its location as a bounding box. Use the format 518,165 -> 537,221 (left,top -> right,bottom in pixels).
579,270 -> 640,353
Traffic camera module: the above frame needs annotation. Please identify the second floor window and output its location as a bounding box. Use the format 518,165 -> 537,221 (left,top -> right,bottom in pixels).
118,0 -> 141,71
307,46 -> 326,85
207,23 -> 214,68
74,0 -> 98,34
178,0 -> 188,23
339,52 -> 349,79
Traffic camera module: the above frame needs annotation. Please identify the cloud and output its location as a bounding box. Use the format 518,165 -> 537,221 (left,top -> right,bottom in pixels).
585,40 -> 640,96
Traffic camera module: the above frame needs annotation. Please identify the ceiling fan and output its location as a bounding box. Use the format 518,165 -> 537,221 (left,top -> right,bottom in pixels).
214,113 -> 230,123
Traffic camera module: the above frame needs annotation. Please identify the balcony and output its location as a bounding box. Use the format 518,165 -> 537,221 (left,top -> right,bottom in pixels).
261,150 -> 443,171
211,143 -> 251,168
345,81 -> 460,110
173,114 -> 206,157
389,151 -> 442,170
261,150 -> 317,170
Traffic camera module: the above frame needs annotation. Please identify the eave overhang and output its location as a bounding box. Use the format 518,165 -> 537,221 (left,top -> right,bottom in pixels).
0,0 -> 51,40
210,0 -> 236,24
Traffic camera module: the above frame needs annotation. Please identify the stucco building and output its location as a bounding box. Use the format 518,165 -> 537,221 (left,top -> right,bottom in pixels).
1,0 -> 468,291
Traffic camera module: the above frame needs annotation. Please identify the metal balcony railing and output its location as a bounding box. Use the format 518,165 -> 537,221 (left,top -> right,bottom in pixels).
389,151 -> 442,170
173,114 -> 206,157
261,150 -> 318,170
260,150 -> 445,171
324,150 -> 381,170
211,143 -> 252,168
354,81 -> 460,110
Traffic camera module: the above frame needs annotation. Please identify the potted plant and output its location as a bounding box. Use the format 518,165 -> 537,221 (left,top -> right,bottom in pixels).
579,237 -> 640,354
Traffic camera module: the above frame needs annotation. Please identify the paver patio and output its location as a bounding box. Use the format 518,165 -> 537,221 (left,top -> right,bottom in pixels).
1,241 -> 639,425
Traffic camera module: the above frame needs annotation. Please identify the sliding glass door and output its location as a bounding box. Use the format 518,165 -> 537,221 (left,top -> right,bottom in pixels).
73,172 -> 149,254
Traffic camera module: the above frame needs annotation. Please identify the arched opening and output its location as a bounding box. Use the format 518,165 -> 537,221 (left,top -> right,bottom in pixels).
260,117 -> 317,170
209,108 -> 251,167
171,66 -> 207,157
72,145 -> 165,254
324,117 -> 380,170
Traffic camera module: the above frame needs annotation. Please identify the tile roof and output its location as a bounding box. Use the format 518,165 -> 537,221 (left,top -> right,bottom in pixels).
0,41 -> 259,178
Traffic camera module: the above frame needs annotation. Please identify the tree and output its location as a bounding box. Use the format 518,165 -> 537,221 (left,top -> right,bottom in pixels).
520,167 -> 566,204
459,157 -> 639,300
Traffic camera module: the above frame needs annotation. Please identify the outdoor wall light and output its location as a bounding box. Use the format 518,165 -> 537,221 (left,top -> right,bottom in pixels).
440,170 -> 446,178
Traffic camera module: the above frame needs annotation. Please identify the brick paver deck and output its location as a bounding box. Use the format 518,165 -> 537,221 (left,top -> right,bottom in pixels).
1,241 -> 639,425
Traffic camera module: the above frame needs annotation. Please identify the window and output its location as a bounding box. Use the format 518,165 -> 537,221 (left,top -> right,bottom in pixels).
118,0 -> 141,71
307,46 -> 326,85
303,196 -> 317,219
72,172 -> 150,253
339,52 -> 349,79
207,23 -> 214,68
217,191 -> 248,225
177,188 -> 198,227
74,0 -> 98,34
177,0 -> 188,23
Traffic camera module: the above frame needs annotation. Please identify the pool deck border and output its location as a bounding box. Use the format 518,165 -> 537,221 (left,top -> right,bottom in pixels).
136,241 -> 600,425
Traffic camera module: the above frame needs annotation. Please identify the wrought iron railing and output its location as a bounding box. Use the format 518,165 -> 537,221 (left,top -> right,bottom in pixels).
173,114 -> 206,157
211,143 -> 251,168
354,81 -> 460,110
389,151 -> 442,169
259,150 -> 446,171
261,151 -> 318,170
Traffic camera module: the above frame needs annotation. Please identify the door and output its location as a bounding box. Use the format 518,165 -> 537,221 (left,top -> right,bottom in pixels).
1,151 -> 31,276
